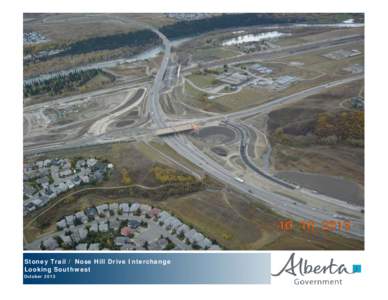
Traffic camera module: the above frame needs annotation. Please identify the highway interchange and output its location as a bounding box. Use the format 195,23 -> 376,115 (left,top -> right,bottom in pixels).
145,25 -> 364,239
24,19 -> 365,240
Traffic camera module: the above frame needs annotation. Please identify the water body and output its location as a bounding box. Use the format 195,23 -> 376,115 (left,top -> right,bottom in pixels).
24,37 -> 192,85
276,171 -> 364,206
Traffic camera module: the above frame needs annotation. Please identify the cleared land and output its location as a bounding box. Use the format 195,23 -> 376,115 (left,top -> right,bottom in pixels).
23,17 -> 365,250
266,79 -> 364,196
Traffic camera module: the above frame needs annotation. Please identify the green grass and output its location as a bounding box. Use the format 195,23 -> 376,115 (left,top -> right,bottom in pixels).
187,73 -> 219,89
192,47 -> 240,61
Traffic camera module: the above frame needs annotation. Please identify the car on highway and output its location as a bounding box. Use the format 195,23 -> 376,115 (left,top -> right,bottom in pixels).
234,176 -> 244,183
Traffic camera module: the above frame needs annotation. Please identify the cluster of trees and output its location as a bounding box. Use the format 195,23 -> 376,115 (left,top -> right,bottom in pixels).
160,13 -> 363,40
31,13 -> 363,63
315,111 -> 364,142
59,29 -> 159,57
152,165 -> 196,184
128,182 -> 203,201
270,111 -> 364,148
160,13 -> 308,40
23,69 -> 105,97
120,168 -> 132,185
84,231 -> 116,250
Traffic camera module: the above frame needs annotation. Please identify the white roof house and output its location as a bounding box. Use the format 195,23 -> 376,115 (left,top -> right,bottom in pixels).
75,211 -> 88,223
119,203 -> 130,213
42,237 -> 58,250
58,182 -> 68,193
114,237 -> 130,247
59,169 -> 73,177
89,222 -> 98,233
87,158 -> 97,167
56,219 -> 67,230
170,218 -> 183,230
96,204 -> 108,215
158,211 -> 172,222
60,234 -> 72,246
129,202 -> 141,213
176,224 -> 190,234
71,231 -> 81,243
75,160 -> 86,169
193,232 -> 205,243
198,238 -> 212,249
78,227 -> 88,240
185,229 -> 204,243
109,203 -> 119,212
80,175 -> 90,184
109,219 -> 120,231
88,243 -> 100,250
76,243 -> 88,250
98,223 -> 109,232
65,215 -> 75,226
140,204 -> 151,214
32,198 -> 43,207
66,181 -> 75,189
164,216 -> 182,230
208,244 -> 222,250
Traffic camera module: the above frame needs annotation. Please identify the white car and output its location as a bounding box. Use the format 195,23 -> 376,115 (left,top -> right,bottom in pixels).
234,177 -> 244,183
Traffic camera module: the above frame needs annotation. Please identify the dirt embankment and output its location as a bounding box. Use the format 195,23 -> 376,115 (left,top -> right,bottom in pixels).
266,82 -> 364,187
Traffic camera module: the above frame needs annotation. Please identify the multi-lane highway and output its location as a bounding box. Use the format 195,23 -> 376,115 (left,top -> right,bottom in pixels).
146,25 -> 364,239
226,121 -> 296,189
23,19 -> 365,239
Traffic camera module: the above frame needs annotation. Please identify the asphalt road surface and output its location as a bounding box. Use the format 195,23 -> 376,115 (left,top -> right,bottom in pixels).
24,19 -> 365,239
146,25 -> 364,239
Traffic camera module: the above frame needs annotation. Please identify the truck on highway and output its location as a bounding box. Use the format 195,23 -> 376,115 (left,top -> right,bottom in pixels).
234,176 -> 244,183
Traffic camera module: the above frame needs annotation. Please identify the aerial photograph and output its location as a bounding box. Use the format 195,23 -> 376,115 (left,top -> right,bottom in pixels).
23,13 -> 364,251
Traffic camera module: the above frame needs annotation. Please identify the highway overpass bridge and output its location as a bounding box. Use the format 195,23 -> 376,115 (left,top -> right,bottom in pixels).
154,123 -> 199,136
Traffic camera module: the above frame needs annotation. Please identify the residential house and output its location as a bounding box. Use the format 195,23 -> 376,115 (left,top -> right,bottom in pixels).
96,204 -> 109,216
198,238 -> 212,249
89,222 -> 98,233
128,219 -> 141,229
56,219 -> 67,230
120,226 -> 134,237
109,203 -> 119,213
87,158 -> 97,168
114,237 -> 130,247
109,219 -> 120,231
76,243 -> 88,250
88,243 -> 100,250
148,207 -> 160,218
98,222 -> 109,233
129,203 -> 140,213
85,207 -> 98,220
42,237 -> 58,250
119,203 -> 130,214
60,234 -> 72,246
65,215 -> 75,226
75,211 -> 88,224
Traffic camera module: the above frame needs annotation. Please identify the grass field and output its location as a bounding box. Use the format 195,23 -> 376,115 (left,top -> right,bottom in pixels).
107,65 -> 147,77
267,79 -> 364,185
23,137 -> 363,250
24,181 -> 363,250
276,42 -> 364,77
186,73 -> 220,89
192,47 -> 241,62
212,86 -> 275,111
24,13 -> 174,44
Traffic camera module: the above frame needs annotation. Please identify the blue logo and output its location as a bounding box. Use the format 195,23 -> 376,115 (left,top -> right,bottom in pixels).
352,264 -> 362,273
